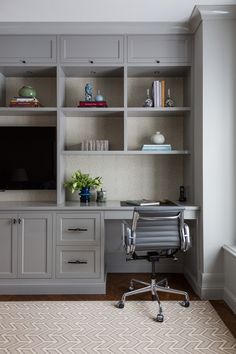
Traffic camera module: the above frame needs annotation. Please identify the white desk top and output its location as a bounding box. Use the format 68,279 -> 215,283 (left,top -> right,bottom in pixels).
0,200 -> 200,219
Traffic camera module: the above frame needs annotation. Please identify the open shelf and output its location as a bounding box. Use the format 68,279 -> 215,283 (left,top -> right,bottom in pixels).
60,66 -> 124,108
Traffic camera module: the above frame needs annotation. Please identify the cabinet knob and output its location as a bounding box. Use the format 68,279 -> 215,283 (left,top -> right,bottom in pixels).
67,260 -> 88,264
12,218 -> 17,224
89,60 -> 94,64
21,60 -> 26,64
67,228 -> 88,232
18,218 -> 22,224
156,60 -> 160,63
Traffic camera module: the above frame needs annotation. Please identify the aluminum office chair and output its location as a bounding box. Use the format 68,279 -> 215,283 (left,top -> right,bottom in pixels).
116,207 -> 191,322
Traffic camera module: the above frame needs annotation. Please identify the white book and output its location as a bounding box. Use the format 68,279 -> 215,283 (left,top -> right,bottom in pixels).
125,199 -> 160,206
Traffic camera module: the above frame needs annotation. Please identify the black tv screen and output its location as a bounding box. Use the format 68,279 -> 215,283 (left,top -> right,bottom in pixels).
0,126 -> 56,190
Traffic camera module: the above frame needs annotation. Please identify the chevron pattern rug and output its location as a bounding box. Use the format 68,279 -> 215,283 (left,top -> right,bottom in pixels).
0,301 -> 235,353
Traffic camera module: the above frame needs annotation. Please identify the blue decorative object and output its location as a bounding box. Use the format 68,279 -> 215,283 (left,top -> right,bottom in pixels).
85,83 -> 93,102
79,186 -> 91,203
95,90 -> 104,102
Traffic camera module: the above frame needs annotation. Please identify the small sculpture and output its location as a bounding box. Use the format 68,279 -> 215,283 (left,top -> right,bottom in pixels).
165,88 -> 174,107
143,88 -> 153,107
85,83 -> 93,101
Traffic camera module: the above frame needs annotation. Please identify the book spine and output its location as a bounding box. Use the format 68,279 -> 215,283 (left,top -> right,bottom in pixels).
79,101 -> 107,107
161,80 -> 165,107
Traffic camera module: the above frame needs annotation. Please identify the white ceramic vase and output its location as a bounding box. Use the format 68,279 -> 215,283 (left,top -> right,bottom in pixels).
151,131 -> 165,144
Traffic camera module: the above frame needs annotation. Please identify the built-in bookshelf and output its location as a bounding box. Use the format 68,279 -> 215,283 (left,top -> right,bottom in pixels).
0,34 -> 193,203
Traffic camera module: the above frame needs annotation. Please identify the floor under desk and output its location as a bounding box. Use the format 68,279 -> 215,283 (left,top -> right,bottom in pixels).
0,273 -> 235,338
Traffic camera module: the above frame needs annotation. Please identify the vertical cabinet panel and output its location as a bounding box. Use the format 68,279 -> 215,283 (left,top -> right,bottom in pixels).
0,214 -> 17,278
18,213 -> 52,278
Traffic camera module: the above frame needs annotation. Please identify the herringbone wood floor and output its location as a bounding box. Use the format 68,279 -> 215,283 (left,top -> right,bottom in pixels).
0,273 -> 235,338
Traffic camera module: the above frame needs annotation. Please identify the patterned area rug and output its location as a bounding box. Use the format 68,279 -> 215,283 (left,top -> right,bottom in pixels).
0,301 -> 235,353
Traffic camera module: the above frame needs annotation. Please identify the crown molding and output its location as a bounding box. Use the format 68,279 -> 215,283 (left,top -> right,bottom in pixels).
0,21 -> 191,35
189,5 -> 236,33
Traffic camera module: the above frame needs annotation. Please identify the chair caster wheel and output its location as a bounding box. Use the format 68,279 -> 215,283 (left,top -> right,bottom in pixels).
116,301 -> 125,309
155,314 -> 164,322
180,300 -> 190,308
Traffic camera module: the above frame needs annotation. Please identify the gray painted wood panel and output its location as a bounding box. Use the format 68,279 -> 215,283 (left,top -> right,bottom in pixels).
60,35 -> 124,63
56,212 -> 101,245
128,35 -> 192,63
56,246 -> 100,278
17,213 -> 53,278
0,213 -> 17,278
0,35 -> 56,63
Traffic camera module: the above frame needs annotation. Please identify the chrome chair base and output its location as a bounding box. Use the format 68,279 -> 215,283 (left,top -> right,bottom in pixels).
116,277 -> 190,322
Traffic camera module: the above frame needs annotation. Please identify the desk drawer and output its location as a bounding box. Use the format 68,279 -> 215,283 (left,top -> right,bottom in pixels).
56,213 -> 101,245
56,246 -> 100,278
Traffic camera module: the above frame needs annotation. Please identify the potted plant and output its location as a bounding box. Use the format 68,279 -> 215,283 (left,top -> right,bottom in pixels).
64,170 -> 102,203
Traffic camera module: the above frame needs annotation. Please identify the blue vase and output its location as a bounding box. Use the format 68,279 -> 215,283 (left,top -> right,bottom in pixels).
79,187 -> 90,203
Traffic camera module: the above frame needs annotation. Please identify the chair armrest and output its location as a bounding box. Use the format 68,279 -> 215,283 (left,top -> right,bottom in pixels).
181,223 -> 191,252
122,220 -> 135,254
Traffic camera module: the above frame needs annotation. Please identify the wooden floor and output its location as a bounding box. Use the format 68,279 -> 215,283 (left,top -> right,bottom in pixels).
0,273 -> 235,338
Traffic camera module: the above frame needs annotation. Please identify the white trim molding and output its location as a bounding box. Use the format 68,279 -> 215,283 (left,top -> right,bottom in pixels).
223,245 -> 236,313
200,272 -> 224,299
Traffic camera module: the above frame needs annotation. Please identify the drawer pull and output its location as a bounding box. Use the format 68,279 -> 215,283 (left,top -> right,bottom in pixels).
67,260 -> 88,264
67,228 -> 88,232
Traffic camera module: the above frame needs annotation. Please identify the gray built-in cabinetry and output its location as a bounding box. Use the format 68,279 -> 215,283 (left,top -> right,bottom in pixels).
56,212 -> 103,279
0,33 -> 193,293
0,34 -> 193,204
0,212 -> 52,279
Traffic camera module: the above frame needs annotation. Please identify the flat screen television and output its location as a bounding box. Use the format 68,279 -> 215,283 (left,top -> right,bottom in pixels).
0,126 -> 56,190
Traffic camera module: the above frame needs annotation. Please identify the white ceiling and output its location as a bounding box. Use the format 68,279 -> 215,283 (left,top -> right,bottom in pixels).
0,0 -> 236,22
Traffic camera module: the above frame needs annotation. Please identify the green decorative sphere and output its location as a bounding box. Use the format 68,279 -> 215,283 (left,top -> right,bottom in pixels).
18,86 -> 37,98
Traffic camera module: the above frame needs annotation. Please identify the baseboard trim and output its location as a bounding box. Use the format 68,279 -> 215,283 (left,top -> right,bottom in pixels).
0,282 -> 106,295
184,268 -> 201,298
200,272 -> 224,299
224,287 -> 236,314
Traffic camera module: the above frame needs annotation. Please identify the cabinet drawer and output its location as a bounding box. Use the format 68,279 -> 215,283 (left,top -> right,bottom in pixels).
60,35 -> 124,63
56,213 -> 101,245
128,35 -> 192,64
56,246 -> 100,278
0,35 -> 56,64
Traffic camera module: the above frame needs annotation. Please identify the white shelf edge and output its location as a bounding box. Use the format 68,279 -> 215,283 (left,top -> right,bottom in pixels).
0,107 -> 58,116
62,150 -> 190,156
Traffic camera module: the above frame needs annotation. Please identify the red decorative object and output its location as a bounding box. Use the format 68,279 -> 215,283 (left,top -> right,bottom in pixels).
78,101 -> 108,107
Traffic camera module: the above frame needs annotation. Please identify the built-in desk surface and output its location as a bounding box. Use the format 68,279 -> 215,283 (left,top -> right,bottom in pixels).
0,200 -> 200,219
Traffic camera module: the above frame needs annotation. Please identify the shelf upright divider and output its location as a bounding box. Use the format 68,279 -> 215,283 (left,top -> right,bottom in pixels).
123,64 -> 128,152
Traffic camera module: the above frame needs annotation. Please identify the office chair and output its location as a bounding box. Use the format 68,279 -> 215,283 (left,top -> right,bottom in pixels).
116,207 -> 191,322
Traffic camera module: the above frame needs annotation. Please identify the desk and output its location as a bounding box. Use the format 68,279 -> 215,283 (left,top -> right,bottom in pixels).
0,201 -> 200,295
63,200 -> 199,220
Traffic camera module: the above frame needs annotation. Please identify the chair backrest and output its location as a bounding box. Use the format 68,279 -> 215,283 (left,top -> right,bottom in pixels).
123,207 -> 190,256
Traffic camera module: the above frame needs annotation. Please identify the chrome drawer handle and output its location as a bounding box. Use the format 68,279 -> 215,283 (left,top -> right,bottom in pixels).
67,228 -> 88,232
67,260 -> 88,264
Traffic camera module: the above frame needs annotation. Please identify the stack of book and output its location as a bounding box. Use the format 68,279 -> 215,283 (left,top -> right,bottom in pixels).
141,144 -> 172,151
9,97 -> 41,107
78,101 -> 108,107
152,80 -> 165,107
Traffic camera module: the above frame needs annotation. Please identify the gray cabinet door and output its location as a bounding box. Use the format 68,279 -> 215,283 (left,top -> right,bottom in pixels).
0,214 -> 17,278
60,35 -> 124,63
0,35 -> 56,63
18,213 -> 52,278
56,212 -> 101,245
56,246 -> 101,278
128,35 -> 192,64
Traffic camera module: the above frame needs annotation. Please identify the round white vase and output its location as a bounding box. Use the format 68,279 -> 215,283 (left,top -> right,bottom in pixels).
150,131 -> 165,144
